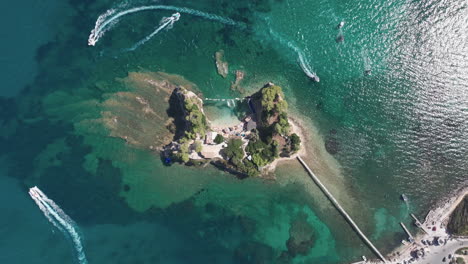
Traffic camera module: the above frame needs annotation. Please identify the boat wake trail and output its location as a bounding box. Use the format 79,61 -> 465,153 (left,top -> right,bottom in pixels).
29,186 -> 88,264
88,5 -> 244,46
127,12 -> 180,51
268,29 -> 320,82
362,48 -> 372,73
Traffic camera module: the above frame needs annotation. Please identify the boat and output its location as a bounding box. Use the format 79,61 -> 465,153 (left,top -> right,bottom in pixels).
401,194 -> 408,202
337,21 -> 345,29
310,75 -> 320,82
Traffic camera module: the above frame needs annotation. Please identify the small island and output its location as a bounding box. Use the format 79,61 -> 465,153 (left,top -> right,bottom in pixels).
162,82 -> 302,177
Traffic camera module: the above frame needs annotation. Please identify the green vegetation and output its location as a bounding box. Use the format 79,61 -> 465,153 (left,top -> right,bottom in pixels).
456,257 -> 466,264
214,134 -> 225,144
223,138 -> 244,162
236,159 -> 259,177
447,195 -> 468,236
255,84 -> 299,157
274,112 -> 290,135
174,141 -> 190,163
168,84 -> 300,177
261,85 -> 287,113
290,133 -> 301,153
245,136 -> 279,168
182,93 -> 208,140
221,138 -> 262,177
171,89 -> 210,163
456,248 -> 468,255
194,140 -> 203,153
258,85 -> 291,137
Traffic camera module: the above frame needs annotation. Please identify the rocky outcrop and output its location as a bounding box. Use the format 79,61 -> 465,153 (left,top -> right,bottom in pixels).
231,70 -> 245,93
447,195 -> 468,236
215,50 -> 229,78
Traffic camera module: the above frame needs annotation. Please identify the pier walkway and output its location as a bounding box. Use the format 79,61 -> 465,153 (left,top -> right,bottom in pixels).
297,156 -> 388,263
400,222 -> 414,242
410,213 -> 429,235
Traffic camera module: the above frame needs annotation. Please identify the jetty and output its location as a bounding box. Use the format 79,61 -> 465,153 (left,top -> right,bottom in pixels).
400,222 -> 414,242
297,157 -> 388,263
410,213 -> 429,234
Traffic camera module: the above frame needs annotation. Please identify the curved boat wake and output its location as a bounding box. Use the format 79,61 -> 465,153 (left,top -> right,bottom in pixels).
88,5 -> 244,46
267,28 -> 320,82
29,186 -> 88,264
126,12 -> 180,51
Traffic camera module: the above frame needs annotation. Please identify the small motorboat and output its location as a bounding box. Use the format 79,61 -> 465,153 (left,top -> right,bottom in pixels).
401,194 -> 408,202
337,21 -> 345,29
310,75 -> 320,82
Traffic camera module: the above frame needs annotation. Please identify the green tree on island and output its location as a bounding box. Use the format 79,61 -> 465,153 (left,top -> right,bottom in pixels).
177,142 -> 190,163
261,85 -> 284,112
194,140 -> 203,153
224,138 -> 244,163
290,133 -> 301,153
183,95 -> 208,140
214,134 -> 225,144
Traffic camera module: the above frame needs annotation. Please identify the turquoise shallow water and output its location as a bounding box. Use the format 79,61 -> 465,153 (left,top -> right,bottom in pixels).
1,0 -> 467,263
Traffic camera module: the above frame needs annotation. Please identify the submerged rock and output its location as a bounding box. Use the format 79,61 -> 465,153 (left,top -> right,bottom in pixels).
286,213 -> 316,257
231,70 -> 245,93
325,137 -> 340,155
215,50 -> 229,78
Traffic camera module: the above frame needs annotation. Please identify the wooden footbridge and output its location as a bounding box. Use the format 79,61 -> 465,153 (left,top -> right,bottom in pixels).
297,156 -> 388,263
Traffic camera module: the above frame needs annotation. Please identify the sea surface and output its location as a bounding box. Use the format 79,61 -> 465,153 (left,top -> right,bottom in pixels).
1,0 -> 467,263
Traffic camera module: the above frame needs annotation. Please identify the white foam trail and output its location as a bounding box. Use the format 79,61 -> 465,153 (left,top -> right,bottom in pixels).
89,5 -> 243,46
362,48 -> 372,71
127,12 -> 180,51
89,8 -> 117,46
29,186 -> 88,264
268,28 -> 320,82
227,99 -> 236,108
298,52 -> 320,82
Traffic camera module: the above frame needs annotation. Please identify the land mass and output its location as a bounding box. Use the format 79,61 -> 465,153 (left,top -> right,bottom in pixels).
162,82 -> 302,177
381,187 -> 468,264
448,195 -> 468,236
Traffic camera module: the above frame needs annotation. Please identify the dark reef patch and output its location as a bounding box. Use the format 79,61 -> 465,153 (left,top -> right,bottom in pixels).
4,120 -> 70,180
325,136 -> 340,155
234,241 -> 274,264
38,135 -> 137,225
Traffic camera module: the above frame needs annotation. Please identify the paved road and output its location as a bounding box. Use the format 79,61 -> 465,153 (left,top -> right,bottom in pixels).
414,239 -> 468,264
